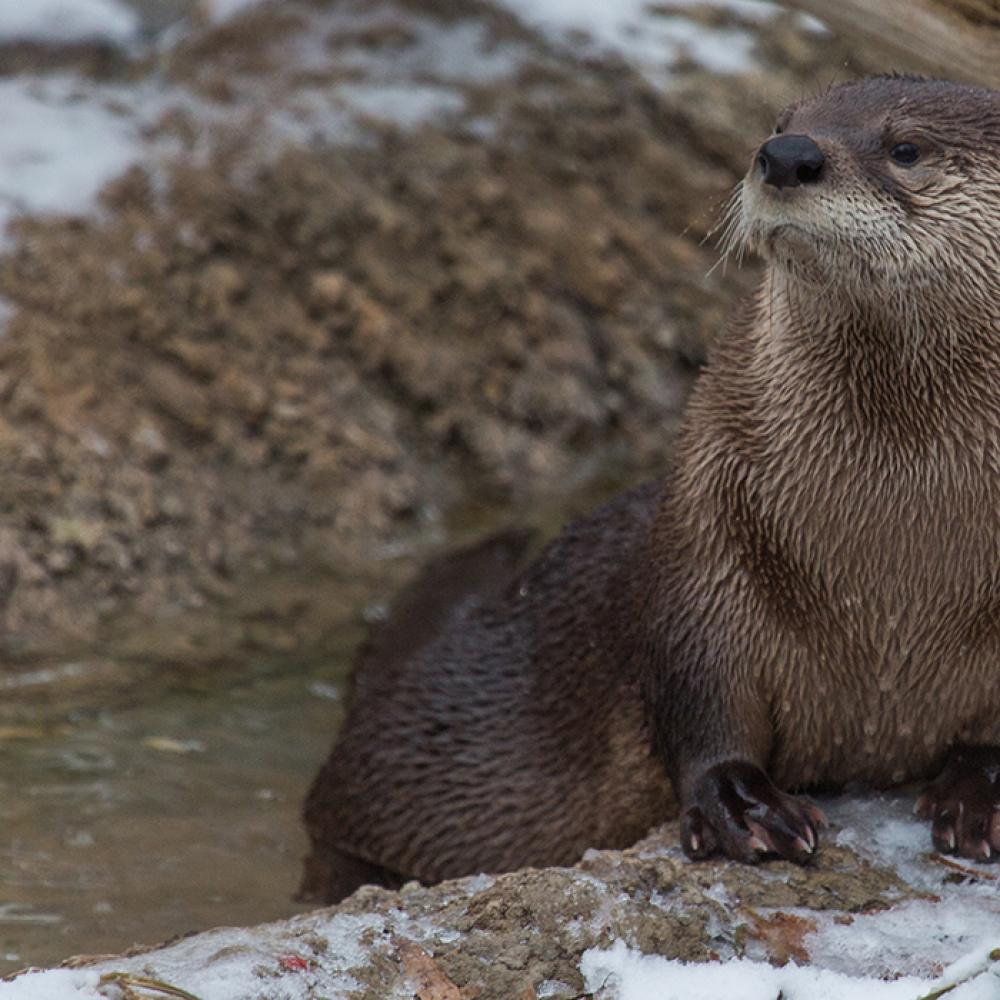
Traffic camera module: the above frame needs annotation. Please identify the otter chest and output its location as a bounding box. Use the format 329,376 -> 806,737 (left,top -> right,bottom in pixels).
751,435 -> 1000,787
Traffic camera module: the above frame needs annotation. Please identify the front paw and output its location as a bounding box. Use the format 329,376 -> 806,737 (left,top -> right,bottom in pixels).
916,747 -> 1000,862
681,759 -> 825,864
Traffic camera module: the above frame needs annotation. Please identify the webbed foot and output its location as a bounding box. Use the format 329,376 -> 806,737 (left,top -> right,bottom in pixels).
916,746 -> 1000,862
681,759 -> 825,864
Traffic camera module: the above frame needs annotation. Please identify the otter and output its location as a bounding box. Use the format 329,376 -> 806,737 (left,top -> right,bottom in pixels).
300,76 -> 1000,904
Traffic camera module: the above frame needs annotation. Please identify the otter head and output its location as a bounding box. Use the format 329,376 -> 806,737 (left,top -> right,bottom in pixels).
739,77 -> 1000,315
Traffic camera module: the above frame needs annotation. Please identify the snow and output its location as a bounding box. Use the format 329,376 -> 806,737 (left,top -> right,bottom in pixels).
0,76 -> 144,230
0,873 -> 501,1000
0,0 -> 138,47
495,0 -> 767,80
0,910 -> 402,999
807,898 -> 1000,981
327,16 -> 524,85
337,82 -> 466,127
0,970 -> 101,1000
584,793 -> 1000,1000
5,792 -> 1000,999
806,794 -> 1000,979
581,939 -> 1000,1000
644,17 -> 756,74
0,4 -> 528,235
202,0 -> 268,23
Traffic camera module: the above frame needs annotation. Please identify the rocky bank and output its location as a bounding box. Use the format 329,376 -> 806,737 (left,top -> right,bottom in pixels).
14,795 -> 1000,998
0,0 -> 854,664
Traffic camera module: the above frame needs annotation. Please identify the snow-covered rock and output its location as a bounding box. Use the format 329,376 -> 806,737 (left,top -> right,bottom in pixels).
4,793 -> 1000,999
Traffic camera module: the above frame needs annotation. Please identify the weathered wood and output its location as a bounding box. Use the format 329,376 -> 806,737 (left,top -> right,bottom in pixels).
786,0 -> 1000,88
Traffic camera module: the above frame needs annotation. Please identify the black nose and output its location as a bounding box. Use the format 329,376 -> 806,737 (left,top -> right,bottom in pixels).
756,134 -> 825,189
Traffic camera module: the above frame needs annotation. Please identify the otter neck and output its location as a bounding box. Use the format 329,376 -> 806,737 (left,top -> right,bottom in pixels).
759,265 -> 1000,430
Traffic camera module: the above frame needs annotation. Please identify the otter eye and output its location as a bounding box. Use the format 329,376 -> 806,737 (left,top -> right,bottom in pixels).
889,142 -> 920,165
774,122 -> 783,134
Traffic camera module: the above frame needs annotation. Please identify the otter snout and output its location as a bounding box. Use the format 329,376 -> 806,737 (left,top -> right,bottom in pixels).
757,134 -> 825,189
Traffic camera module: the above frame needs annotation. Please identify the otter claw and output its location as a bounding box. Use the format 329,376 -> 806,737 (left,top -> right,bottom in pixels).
918,746 -> 1000,862
807,804 -> 828,829
681,759 -> 821,865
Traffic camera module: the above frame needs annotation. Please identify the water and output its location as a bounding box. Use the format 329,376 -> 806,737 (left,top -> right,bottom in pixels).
0,461 -> 644,974
0,627 -> 361,973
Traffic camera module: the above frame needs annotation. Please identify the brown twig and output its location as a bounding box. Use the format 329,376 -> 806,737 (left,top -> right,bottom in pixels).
98,972 -> 205,1000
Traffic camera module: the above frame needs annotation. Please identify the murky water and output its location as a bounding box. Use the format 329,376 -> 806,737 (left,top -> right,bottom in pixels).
0,462 -> 641,974
0,628 -> 360,973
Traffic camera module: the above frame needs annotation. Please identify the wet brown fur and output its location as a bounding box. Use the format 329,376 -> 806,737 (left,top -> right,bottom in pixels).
301,483 -> 671,900
301,77 -> 1000,901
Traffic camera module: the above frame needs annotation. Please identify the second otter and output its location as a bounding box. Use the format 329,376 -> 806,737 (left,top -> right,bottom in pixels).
301,77 -> 1000,903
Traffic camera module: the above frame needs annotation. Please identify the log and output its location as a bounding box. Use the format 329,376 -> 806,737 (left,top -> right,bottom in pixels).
786,0 -> 1000,88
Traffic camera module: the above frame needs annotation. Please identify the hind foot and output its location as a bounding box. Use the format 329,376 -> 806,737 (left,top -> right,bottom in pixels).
681,759 -> 825,864
916,745 -> 1000,862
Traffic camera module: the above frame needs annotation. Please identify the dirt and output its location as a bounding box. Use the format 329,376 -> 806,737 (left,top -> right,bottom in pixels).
0,0 -> 868,665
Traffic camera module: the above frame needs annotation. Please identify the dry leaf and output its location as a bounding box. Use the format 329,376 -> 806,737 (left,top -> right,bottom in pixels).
394,937 -> 464,1000
744,909 -> 818,965
0,726 -> 47,740
142,736 -> 205,754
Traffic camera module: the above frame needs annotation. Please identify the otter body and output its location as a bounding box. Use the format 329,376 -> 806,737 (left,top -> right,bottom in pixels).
302,77 -> 1000,902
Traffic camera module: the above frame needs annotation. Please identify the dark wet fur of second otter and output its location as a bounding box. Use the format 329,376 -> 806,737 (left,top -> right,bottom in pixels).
302,77 -> 1000,902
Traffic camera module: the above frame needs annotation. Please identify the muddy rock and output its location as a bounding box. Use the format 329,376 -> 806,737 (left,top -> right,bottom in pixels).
0,0 -> 872,660
40,797 -> 957,1000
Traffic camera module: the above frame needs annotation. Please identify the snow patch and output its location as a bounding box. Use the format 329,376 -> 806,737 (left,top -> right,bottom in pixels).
329,16 -> 524,85
0,3 -> 531,234
644,17 -> 755,74
0,969 -> 101,1000
585,794 -> 1000,1000
806,794 -> 1000,979
202,0 -> 268,23
0,0 -> 138,47
581,939 -> 1000,1000
3,908 -> 404,999
0,76 -> 142,230
495,0 -> 768,82
337,82 -> 465,128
